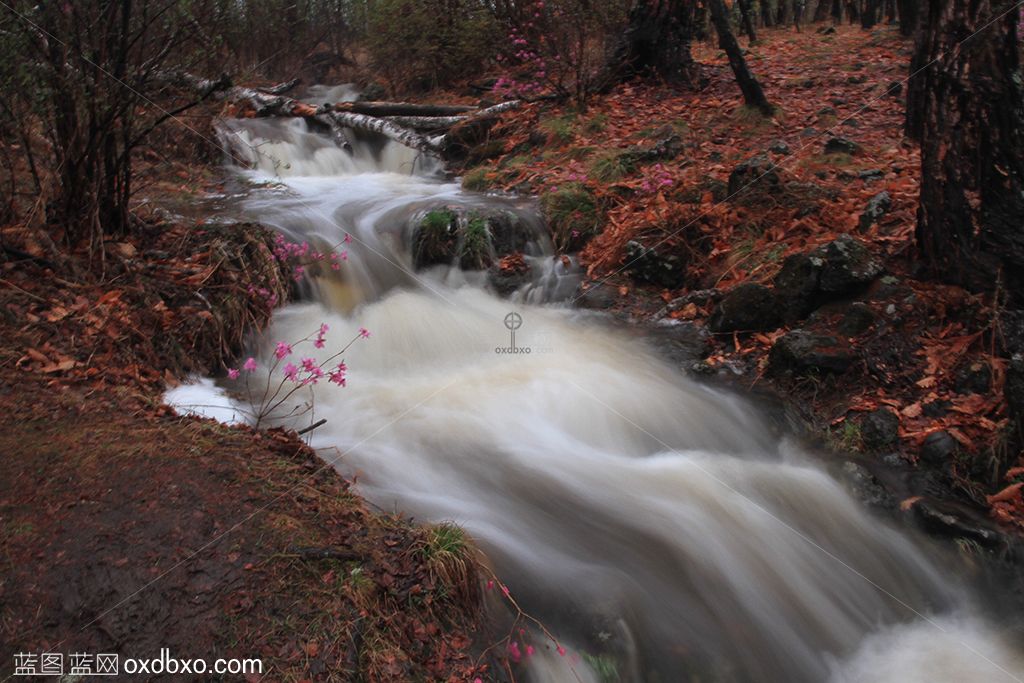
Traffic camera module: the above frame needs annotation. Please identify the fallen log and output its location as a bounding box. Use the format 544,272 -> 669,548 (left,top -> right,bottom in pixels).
319,111 -> 440,156
335,101 -> 477,117
383,114 -> 469,131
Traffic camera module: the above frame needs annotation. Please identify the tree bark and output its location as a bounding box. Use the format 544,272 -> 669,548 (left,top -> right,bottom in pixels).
737,0 -> 759,43
600,0 -> 701,89
814,0 -> 832,22
861,0 -> 880,27
897,0 -> 919,35
907,0 -> 1024,294
707,0 -> 775,116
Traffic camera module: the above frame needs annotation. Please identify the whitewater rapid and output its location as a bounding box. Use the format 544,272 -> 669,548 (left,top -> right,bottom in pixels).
167,109 -> 1024,682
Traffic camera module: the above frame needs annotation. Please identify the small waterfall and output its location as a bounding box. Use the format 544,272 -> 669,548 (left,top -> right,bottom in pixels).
169,89 -> 1024,682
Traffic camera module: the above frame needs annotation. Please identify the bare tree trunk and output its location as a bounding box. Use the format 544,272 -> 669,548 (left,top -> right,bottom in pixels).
897,0 -> 919,35
832,0 -> 843,23
737,0 -> 759,43
861,0 -> 880,27
814,0 -> 832,22
600,0 -> 700,89
708,0 -> 775,116
907,0 -> 1024,294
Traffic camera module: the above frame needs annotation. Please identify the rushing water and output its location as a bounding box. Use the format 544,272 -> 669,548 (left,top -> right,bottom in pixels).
168,98 -> 1024,682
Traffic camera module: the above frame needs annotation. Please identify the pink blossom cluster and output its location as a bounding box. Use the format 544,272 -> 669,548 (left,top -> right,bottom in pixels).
639,163 -> 675,195
270,233 -> 350,281
225,324 -> 370,390
494,3 -> 551,99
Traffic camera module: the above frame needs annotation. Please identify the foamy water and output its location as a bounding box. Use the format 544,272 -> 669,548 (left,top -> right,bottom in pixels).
167,103 -> 1024,682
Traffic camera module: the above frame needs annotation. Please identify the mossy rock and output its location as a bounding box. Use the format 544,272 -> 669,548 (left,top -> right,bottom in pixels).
410,207 -> 535,271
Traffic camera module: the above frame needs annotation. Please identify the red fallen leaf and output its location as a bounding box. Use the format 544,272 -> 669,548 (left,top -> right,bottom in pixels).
946,427 -> 974,449
901,402 -> 922,418
303,641 -> 319,657
1004,466 -> 1024,480
899,496 -> 923,511
987,482 -> 1023,505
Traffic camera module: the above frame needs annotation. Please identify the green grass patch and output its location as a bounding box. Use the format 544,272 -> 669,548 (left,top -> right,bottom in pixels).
461,168 -> 491,192
539,114 -> 577,144
540,182 -> 601,251
588,150 -> 636,182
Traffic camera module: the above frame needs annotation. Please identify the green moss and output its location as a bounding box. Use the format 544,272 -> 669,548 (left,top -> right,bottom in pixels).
539,114 -> 576,144
459,214 -> 492,270
540,182 -> 601,251
413,209 -> 459,267
461,168 -> 491,192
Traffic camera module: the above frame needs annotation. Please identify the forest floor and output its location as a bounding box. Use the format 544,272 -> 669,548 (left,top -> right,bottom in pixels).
462,23 -> 1024,539
0,220 -> 491,681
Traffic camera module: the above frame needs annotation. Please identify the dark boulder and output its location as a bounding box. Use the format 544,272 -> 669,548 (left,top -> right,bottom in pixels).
575,282 -> 618,310
838,302 -> 876,336
860,409 -> 900,451
769,140 -> 791,155
773,253 -> 826,321
814,234 -> 884,293
411,207 -> 535,271
728,154 -> 780,196
840,461 -> 895,510
919,430 -> 958,465
708,283 -> 781,333
624,240 -> 686,289
768,330 -> 856,375
824,136 -> 861,156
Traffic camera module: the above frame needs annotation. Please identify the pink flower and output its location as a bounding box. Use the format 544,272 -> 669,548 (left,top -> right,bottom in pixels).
344,233 -> 352,244
283,362 -> 299,381
328,361 -> 347,387
358,327 -> 371,339
557,645 -> 566,656
314,323 -> 328,349
301,357 -> 318,372
486,580 -> 494,591
526,645 -> 535,657
243,357 -> 258,372
274,342 -> 292,359
227,368 -> 240,380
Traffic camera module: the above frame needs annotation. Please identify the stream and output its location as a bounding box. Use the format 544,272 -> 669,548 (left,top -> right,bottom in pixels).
167,90 -> 1024,682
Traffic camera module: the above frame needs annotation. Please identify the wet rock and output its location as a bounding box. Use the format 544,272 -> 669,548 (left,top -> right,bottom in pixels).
648,321 -> 712,362
860,409 -> 900,451
858,169 -> 884,181
654,289 -> 723,319
824,136 -> 861,156
769,140 -> 791,155
841,461 -> 895,510
814,234 -> 884,293
624,240 -> 686,289
859,191 -> 892,230
488,254 -> 532,297
919,430 -> 957,465
768,330 -> 856,375
773,236 -> 882,322
773,253 -> 826,321
575,282 -> 618,310
411,207 -> 534,271
885,81 -> 903,97
838,302 -> 876,336
801,127 -> 819,138
910,498 -> 1004,548
708,284 -> 781,333
728,154 -> 780,196
357,82 -> 387,101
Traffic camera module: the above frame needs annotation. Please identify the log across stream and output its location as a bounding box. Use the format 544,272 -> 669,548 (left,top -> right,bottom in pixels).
167,85 -> 1024,682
